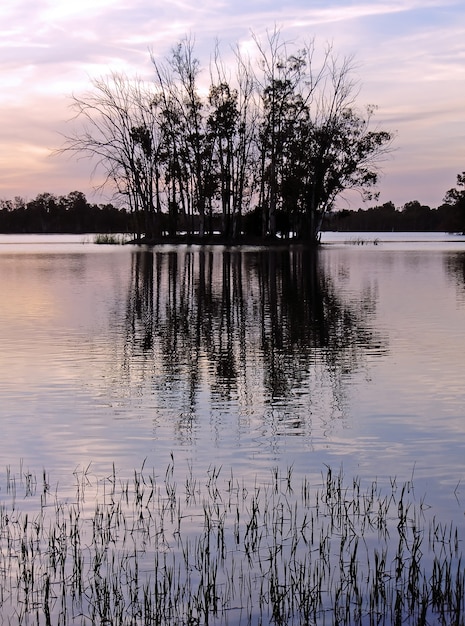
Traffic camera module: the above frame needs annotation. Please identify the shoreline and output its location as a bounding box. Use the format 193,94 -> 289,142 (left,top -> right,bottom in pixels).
127,233 -> 320,247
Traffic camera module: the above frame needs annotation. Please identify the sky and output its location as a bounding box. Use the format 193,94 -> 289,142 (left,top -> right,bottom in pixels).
0,0 -> 464,210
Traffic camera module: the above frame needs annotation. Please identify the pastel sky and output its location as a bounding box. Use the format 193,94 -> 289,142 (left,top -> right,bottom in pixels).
0,0 -> 464,209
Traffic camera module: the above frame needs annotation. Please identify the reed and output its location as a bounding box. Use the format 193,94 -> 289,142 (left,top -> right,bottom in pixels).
93,233 -> 128,245
345,236 -> 380,246
0,462 -> 463,625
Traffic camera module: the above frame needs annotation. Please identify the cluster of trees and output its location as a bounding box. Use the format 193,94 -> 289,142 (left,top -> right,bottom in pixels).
61,31 -> 392,244
0,191 -> 130,233
324,172 -> 465,233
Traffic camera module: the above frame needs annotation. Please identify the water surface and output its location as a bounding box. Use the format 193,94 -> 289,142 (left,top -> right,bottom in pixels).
0,233 -> 464,519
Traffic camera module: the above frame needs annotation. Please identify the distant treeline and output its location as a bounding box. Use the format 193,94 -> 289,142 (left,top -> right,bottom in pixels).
323,199 -> 464,233
1,176 -> 464,236
0,191 -> 131,234
324,172 -> 465,234
0,191 -> 227,235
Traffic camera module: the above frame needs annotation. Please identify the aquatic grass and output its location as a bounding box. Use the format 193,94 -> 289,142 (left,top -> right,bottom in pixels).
93,233 -> 128,245
0,462 -> 463,625
345,236 -> 380,246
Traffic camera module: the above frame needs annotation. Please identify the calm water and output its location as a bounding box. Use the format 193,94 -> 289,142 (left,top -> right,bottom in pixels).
1,233 -> 465,624
1,233 -> 465,509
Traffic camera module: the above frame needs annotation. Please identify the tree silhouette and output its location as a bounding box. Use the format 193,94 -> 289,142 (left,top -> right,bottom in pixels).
60,31 -> 392,244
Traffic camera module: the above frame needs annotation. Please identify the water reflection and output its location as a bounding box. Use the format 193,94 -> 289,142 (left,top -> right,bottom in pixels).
2,241 -> 465,516
2,237 -> 465,626
119,248 -> 387,441
445,251 -> 465,304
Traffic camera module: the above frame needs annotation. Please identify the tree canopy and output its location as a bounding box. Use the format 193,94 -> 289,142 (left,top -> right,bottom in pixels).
61,31 -> 393,244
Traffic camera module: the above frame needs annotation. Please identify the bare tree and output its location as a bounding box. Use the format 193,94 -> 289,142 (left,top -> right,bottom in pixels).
151,56 -> 188,236
61,73 -> 163,238
166,37 -> 212,236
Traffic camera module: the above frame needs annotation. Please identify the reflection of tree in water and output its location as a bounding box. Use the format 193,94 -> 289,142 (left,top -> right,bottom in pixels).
445,252 -> 465,302
252,250 -> 382,402
122,248 -> 387,440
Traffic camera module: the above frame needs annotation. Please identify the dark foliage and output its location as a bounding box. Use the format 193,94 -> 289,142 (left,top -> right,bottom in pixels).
2,176 -> 464,236
0,191 -> 132,234
323,175 -> 465,234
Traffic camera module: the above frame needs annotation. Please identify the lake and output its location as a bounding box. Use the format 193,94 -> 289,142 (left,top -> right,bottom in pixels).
0,232 -> 464,624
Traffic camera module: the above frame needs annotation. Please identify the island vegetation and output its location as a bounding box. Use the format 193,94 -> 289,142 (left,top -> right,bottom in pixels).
56,31 -> 393,244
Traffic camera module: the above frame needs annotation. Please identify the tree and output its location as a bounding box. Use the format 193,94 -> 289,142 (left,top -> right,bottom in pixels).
60,32 -> 392,244
61,73 -> 163,238
443,172 -> 465,206
401,200 -> 435,230
442,172 -> 465,233
208,81 -> 238,237
249,30 -> 392,243
208,42 -> 258,238
207,49 -> 254,238
151,38 -> 219,237
253,30 -> 312,238
301,107 -> 392,241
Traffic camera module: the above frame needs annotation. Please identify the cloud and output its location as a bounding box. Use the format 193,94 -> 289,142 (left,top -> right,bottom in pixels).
0,0 -> 463,207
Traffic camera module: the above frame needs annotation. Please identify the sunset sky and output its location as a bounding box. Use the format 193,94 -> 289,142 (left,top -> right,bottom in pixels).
0,0 -> 463,210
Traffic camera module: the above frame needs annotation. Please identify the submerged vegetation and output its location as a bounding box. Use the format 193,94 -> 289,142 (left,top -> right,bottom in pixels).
0,461 -> 463,625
